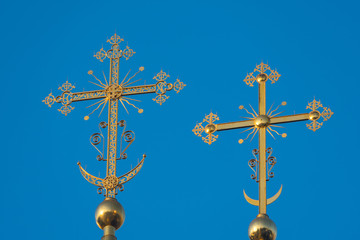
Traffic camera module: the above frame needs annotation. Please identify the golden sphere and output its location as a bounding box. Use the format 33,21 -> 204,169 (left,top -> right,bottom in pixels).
254,115 -> 270,127
205,124 -> 216,134
309,110 -> 320,120
248,214 -> 277,240
256,73 -> 268,83
95,198 -> 125,230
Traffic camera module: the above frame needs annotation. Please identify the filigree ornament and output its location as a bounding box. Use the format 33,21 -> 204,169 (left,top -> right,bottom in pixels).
152,71 -> 174,105
243,62 -> 281,87
58,105 -> 74,116
173,79 -> 186,93
59,80 -> 75,92
153,70 -> 170,82
94,48 -> 107,62
107,47 -> 122,59
102,176 -> 119,190
107,33 -> 123,45
43,93 -> 56,107
193,112 -> 219,145
122,46 -> 135,60
153,95 -> 169,105
306,99 -> 333,132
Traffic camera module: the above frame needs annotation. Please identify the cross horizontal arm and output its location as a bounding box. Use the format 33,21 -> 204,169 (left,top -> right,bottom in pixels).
217,119 -> 254,131
270,113 -> 310,125
72,90 -> 106,102
122,84 -> 156,96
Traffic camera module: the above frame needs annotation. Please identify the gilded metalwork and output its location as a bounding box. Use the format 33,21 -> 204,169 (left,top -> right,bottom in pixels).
44,33 -> 185,198
243,63 -> 281,87
248,214 -> 277,240
247,148 -> 277,182
192,112 -> 219,145
193,62 -> 333,217
306,99 -> 334,131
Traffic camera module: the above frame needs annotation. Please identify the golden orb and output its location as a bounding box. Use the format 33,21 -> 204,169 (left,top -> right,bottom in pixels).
95,198 -> 125,230
309,110 -> 320,120
248,214 -> 277,240
256,73 -> 268,83
205,124 -> 216,134
254,115 -> 270,127
84,116 -> 89,121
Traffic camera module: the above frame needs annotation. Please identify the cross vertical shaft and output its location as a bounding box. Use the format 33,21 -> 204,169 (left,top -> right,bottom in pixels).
259,79 -> 267,214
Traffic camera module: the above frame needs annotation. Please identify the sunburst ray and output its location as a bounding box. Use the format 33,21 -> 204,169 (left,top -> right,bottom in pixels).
124,78 -> 143,87
88,71 -> 107,88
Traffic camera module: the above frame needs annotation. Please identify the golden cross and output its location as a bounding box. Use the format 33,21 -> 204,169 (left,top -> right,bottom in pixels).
193,62 -> 332,215
43,33 -> 185,198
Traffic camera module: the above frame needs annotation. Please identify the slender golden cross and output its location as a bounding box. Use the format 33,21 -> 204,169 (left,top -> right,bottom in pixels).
193,63 -> 332,215
43,33 -> 185,198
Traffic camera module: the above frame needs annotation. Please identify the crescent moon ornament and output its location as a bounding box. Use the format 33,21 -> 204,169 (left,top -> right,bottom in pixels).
78,162 -> 104,187
77,153 -> 146,191
243,184 -> 283,206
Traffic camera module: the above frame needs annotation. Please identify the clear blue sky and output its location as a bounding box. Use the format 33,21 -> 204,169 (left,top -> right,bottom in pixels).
0,1 -> 359,239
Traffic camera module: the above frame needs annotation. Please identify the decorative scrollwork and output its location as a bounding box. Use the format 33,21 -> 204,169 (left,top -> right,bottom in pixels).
120,152 -> 127,160
266,147 -> 277,180
90,133 -> 102,145
123,130 -> 135,142
100,121 -> 107,128
118,120 -> 136,160
248,149 -> 259,182
89,122 -> 106,161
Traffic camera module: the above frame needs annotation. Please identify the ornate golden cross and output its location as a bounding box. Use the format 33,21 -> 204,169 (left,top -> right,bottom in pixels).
43,34 -> 185,198
193,63 -> 332,215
